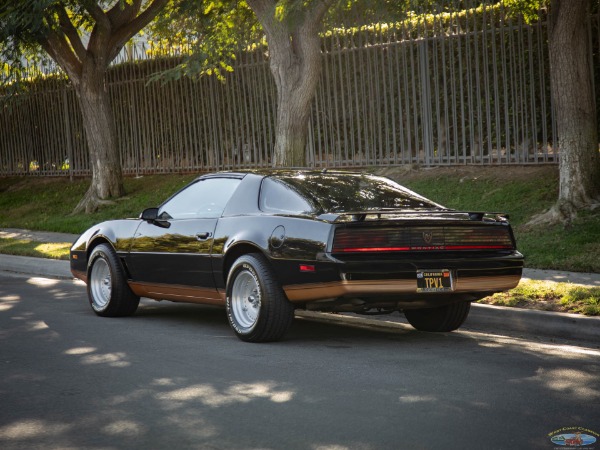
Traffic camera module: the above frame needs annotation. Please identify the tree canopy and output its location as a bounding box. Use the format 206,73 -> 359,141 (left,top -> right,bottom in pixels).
1,0 -> 169,213
147,0 -> 260,81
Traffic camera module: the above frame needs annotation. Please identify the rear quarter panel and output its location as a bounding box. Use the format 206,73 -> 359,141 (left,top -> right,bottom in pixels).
212,215 -> 335,289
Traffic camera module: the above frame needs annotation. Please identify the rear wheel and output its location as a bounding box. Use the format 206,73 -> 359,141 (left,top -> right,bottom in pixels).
87,243 -> 140,317
226,253 -> 294,342
404,301 -> 471,332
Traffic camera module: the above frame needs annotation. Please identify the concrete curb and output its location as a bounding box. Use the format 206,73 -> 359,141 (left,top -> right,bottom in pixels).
465,303 -> 600,342
1,254 -> 599,343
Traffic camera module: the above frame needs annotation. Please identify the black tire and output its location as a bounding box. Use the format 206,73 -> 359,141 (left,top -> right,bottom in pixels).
404,301 -> 471,332
226,253 -> 294,342
87,243 -> 140,317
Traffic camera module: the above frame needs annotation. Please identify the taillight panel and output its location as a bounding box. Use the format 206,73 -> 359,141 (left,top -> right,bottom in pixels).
332,225 -> 514,253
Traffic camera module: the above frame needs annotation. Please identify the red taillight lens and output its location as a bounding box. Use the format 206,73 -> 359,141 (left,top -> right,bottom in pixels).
339,246 -> 411,252
444,245 -> 513,250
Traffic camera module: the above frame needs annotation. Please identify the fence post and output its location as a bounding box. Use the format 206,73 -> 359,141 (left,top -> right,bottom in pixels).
62,88 -> 74,182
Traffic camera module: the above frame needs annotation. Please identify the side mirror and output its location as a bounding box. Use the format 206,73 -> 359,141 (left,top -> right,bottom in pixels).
140,207 -> 171,229
140,207 -> 159,221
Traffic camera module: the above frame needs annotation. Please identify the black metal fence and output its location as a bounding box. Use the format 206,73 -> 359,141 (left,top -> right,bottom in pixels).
1,2 -> 599,177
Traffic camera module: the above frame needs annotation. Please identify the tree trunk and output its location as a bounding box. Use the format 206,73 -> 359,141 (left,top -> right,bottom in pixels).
271,45 -> 321,167
532,0 -> 600,224
72,65 -> 124,214
248,0 -> 332,167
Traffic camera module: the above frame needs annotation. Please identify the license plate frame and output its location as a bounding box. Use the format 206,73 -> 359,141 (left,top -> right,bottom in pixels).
416,269 -> 454,293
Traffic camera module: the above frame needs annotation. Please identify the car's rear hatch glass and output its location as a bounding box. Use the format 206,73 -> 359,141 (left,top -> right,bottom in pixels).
272,172 -> 441,213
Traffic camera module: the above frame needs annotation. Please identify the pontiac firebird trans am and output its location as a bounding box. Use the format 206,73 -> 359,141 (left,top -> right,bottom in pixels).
70,170 -> 524,342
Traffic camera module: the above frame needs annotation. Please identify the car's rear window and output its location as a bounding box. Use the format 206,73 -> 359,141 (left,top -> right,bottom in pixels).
261,173 -> 440,214
260,178 -> 314,214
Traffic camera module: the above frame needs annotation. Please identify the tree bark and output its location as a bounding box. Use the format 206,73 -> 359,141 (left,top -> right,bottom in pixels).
248,0 -> 333,167
531,0 -> 600,224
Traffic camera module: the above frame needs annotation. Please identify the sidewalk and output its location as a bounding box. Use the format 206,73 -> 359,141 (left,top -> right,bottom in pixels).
1,228 -> 599,343
521,268 -> 600,287
0,228 -> 79,244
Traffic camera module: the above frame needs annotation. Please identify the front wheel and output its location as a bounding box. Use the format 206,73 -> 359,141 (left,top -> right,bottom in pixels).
87,243 -> 140,317
404,301 -> 471,332
226,254 -> 294,342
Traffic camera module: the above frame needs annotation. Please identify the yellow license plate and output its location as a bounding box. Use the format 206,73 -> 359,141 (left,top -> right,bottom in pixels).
416,269 -> 454,292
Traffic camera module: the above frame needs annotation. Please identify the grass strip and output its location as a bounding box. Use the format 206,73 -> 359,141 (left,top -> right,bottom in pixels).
478,279 -> 600,316
0,174 -> 197,234
0,167 -> 598,272
0,238 -> 71,260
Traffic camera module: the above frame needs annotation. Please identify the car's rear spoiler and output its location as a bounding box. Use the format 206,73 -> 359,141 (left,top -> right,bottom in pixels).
316,210 -> 510,223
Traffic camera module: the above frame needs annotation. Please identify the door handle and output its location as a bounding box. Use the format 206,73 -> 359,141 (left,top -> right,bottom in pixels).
196,232 -> 212,240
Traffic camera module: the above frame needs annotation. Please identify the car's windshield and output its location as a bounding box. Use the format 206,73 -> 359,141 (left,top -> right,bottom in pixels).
270,172 -> 442,213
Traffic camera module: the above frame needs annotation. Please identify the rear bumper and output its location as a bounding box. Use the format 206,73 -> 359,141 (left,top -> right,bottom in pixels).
283,272 -> 520,302
281,251 -> 523,303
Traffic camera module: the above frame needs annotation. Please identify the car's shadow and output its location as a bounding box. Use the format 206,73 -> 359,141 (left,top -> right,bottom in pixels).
134,298 -> 446,346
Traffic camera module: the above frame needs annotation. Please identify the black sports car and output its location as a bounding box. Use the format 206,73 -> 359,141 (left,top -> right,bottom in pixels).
70,170 -> 523,342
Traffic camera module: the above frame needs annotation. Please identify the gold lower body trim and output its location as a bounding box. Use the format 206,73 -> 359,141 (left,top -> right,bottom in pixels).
128,281 -> 226,305
454,275 -> 520,293
283,274 -> 521,302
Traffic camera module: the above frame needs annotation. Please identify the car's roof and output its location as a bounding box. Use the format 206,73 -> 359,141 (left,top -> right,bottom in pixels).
198,169 -> 363,180
206,170 -> 441,215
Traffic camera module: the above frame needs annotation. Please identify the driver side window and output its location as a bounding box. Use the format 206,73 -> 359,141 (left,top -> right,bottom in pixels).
159,178 -> 241,220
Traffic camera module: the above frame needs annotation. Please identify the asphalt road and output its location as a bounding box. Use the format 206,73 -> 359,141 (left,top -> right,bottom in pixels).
1,273 -> 599,450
